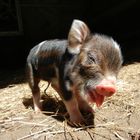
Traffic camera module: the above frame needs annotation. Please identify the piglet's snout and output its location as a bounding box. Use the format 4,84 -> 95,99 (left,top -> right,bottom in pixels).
95,77 -> 116,97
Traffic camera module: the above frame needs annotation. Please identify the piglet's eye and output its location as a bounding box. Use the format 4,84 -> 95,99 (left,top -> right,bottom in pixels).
87,53 -> 96,64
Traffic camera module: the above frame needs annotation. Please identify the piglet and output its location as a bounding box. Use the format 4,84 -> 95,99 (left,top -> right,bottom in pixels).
26,19 -> 123,124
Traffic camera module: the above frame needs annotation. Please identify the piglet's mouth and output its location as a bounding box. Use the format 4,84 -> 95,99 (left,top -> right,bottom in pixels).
86,90 -> 105,107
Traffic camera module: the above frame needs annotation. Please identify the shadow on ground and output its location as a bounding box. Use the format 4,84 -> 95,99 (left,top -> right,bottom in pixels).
22,94 -> 95,127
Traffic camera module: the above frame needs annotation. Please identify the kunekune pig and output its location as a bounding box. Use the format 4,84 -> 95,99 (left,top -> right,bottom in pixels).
26,19 -> 123,124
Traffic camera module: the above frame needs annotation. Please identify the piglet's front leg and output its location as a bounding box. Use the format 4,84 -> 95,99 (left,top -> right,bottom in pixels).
76,92 -> 94,113
64,96 -> 85,125
51,78 -> 85,125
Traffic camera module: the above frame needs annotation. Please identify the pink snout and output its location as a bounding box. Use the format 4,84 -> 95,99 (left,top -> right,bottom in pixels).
95,78 -> 116,97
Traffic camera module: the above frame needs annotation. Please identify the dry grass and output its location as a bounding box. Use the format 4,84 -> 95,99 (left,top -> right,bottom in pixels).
0,63 -> 140,140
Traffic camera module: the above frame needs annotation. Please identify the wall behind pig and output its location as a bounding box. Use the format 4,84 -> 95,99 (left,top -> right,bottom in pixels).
0,0 -> 139,69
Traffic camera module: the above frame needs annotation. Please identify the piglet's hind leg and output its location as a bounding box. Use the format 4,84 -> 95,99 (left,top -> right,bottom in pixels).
31,78 -> 42,112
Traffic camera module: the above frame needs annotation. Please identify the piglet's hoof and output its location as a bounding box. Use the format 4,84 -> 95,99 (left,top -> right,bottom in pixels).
67,116 -> 86,127
34,103 -> 42,114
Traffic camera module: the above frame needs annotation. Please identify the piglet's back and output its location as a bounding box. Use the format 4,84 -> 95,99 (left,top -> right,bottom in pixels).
27,40 -> 67,67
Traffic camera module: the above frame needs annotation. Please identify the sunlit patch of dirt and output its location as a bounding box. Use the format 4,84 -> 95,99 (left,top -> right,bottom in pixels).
0,63 -> 140,140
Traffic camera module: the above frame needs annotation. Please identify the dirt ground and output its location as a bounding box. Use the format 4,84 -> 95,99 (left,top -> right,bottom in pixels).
0,62 -> 140,140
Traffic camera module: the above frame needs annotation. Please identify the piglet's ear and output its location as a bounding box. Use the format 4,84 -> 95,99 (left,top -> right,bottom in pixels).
68,20 -> 90,54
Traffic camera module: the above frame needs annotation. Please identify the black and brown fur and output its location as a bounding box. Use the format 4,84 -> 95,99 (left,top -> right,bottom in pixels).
26,19 -> 123,124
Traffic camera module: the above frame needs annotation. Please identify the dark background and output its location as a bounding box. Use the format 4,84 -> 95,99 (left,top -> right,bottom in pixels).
0,0 -> 140,69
